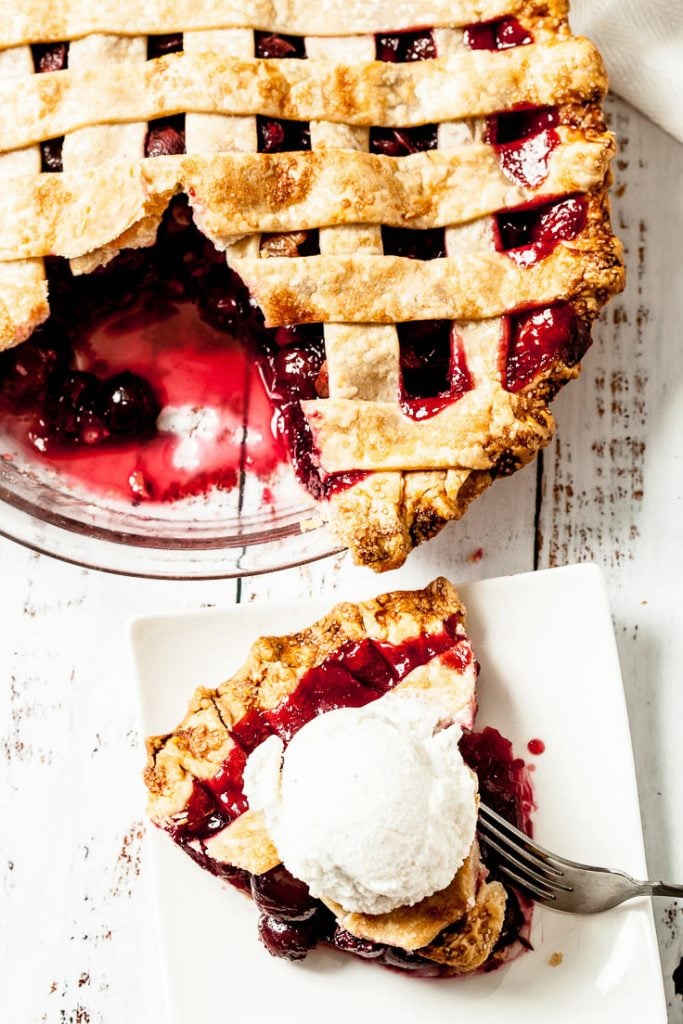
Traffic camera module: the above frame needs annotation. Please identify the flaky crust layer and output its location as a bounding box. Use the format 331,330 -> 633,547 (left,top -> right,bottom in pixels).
0,132 -> 614,262
0,41 -> 605,154
1,0 -> 554,47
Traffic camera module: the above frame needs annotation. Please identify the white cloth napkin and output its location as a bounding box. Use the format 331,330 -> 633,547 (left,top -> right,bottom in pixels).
571,0 -> 683,143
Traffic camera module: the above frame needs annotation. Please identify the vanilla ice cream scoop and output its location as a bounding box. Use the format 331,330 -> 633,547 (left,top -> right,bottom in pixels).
243,691 -> 478,915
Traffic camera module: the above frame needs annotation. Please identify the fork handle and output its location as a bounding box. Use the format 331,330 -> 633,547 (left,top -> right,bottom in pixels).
639,881 -> 683,899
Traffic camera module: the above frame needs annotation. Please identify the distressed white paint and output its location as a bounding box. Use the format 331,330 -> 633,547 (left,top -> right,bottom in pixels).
0,95 -> 681,1022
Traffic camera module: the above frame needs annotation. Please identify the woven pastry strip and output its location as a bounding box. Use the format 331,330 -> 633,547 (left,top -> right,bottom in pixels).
237,243 -> 623,325
0,135 -> 613,261
0,46 -> 47,344
328,23 -> 503,563
62,33 -> 147,274
0,41 -> 605,152
1,0 -> 535,46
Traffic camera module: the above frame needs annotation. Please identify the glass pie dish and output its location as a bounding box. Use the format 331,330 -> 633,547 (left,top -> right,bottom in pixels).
0,430 -> 341,579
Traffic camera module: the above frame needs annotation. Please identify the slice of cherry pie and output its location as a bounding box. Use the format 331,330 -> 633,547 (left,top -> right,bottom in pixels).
0,1 -> 623,569
144,578 -> 535,973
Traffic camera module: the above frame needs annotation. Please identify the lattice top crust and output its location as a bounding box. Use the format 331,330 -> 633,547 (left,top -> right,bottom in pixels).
0,0 -> 624,570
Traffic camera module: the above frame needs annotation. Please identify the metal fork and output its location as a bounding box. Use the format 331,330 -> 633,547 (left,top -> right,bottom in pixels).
478,801 -> 683,913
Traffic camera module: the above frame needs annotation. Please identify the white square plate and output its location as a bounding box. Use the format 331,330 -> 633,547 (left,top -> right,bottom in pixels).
131,563 -> 666,1023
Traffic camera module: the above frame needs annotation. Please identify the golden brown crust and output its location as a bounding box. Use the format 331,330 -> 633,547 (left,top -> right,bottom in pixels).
205,810 -> 281,875
144,578 -> 469,825
325,845 -> 481,949
0,132 -> 615,262
242,240 -> 624,328
0,41 -> 605,153
419,880 -> 508,972
1,1 -> 567,50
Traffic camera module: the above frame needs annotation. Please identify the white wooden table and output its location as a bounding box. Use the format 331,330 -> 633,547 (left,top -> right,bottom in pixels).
1,95 -> 682,1022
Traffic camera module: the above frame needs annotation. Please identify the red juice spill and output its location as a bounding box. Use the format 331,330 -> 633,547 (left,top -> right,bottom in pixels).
527,737 -> 545,755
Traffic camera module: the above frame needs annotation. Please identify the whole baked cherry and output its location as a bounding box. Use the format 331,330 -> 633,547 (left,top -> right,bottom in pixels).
333,927 -> 384,958
98,371 -> 160,438
258,120 -> 286,153
251,865 -> 318,921
33,43 -> 68,73
198,289 -> 243,331
145,124 -> 186,157
257,913 -> 321,961
255,33 -> 302,59
41,139 -> 64,172
0,333 -> 67,411
44,371 -> 102,443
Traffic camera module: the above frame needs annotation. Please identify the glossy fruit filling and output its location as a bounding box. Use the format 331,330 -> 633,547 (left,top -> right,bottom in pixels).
166,621 -> 533,971
0,197 -> 356,502
503,304 -> 590,393
399,323 -> 473,420
463,17 -> 533,51
459,33 -> 589,392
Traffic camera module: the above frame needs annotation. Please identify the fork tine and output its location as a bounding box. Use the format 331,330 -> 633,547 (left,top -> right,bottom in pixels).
494,860 -> 558,902
477,814 -> 571,885
478,828 -> 574,894
478,802 -> 567,874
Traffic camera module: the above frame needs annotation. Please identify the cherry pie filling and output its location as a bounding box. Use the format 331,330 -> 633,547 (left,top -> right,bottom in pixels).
0,24 -> 592,503
165,623 -> 534,970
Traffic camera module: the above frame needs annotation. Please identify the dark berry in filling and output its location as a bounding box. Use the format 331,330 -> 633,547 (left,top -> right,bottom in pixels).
494,128 -> 560,189
97,371 -> 161,439
251,865 -> 319,921
257,118 -> 311,153
145,116 -> 186,157
42,371 -> 101,445
493,886 -> 532,953
496,195 -> 588,263
333,927 -> 385,959
32,43 -> 69,73
258,911 -> 331,961
460,726 -> 535,834
382,227 -> 446,261
255,32 -> 306,59
0,328 -> 68,411
370,125 -> 438,157
487,107 -> 559,146
375,31 -> 436,63
463,17 -> 533,51
40,138 -> 64,173
503,303 -> 590,393
399,322 -> 472,420
147,34 -> 184,59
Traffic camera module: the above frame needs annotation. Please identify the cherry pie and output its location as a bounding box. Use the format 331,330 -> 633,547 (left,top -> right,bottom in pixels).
144,578 -> 535,972
0,1 -> 623,568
